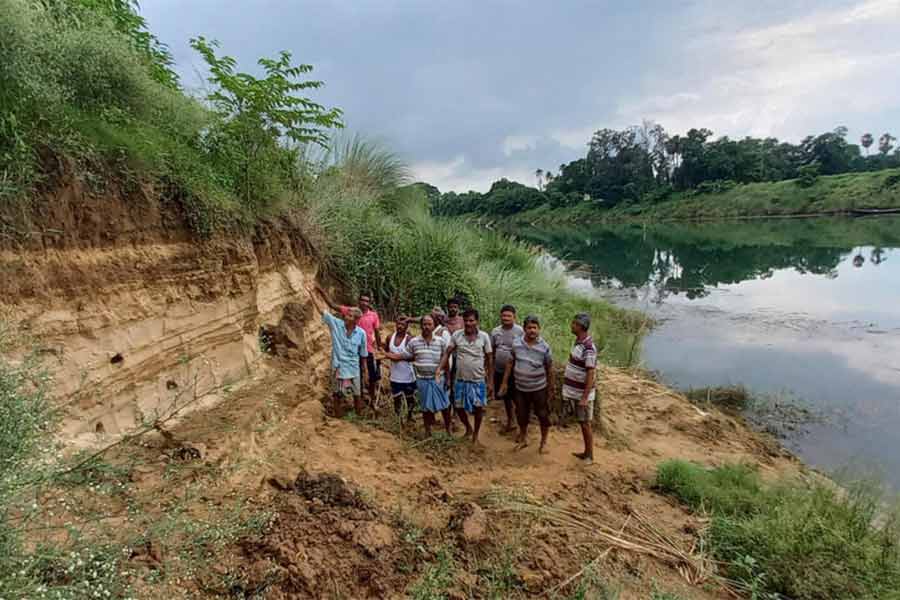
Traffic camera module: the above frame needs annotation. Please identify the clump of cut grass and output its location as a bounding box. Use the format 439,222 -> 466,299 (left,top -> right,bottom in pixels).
655,460 -> 900,600
685,385 -> 751,412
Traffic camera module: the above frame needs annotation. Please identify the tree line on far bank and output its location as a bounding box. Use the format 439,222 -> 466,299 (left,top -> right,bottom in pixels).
429,125 -> 900,217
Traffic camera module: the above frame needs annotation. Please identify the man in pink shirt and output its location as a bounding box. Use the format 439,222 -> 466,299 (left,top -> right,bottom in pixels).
348,294 -> 382,404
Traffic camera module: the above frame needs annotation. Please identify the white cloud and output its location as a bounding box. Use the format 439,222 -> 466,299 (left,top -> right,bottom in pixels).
411,155 -> 535,193
549,126 -> 594,150
617,0 -> 900,140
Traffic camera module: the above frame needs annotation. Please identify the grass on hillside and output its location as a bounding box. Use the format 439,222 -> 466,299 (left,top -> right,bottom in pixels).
507,167 -> 900,224
302,157 -> 644,365
656,460 -> 900,600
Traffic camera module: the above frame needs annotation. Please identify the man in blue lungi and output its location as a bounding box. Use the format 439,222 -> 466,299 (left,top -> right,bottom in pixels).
437,308 -> 493,445
384,314 -> 452,437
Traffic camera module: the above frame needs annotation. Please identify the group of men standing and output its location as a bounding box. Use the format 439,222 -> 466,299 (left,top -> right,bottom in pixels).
317,289 -> 597,465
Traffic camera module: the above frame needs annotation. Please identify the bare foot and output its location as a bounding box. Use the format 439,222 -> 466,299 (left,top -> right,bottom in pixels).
539,443 -> 548,455
501,423 -> 516,434
514,440 -> 529,451
572,451 -> 588,460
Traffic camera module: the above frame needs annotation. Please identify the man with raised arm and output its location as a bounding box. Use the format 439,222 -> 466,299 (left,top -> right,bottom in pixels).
501,315 -> 553,453
317,289 -> 383,408
563,313 -> 598,465
384,314 -> 452,437
491,304 -> 524,434
319,302 -> 368,417
437,308 -> 492,444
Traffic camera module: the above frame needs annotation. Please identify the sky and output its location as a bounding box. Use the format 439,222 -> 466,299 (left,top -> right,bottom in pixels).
142,0 -> 900,192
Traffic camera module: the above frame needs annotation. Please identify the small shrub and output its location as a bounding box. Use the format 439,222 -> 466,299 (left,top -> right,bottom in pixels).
796,164 -> 820,188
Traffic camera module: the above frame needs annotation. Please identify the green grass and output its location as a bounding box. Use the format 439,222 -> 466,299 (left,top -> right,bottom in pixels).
506,168 -> 900,224
408,547 -> 457,600
656,460 -> 900,600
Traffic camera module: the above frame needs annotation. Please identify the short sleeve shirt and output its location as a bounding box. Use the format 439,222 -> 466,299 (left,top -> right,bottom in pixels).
322,312 -> 368,379
562,335 -> 597,402
403,335 -> 448,379
342,306 -> 380,352
491,324 -> 524,373
449,329 -> 492,382
511,336 -> 552,392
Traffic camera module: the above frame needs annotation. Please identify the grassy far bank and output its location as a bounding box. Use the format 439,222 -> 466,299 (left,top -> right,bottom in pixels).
503,167 -> 900,225
656,460 -> 900,600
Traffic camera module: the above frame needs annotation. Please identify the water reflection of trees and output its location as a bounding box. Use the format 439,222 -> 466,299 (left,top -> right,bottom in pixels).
523,227 -> 852,300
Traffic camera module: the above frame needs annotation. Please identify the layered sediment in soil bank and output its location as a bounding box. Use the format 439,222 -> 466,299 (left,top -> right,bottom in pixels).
0,179 -> 330,439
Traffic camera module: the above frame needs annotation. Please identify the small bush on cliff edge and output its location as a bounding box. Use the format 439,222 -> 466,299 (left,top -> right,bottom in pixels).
656,460 -> 900,600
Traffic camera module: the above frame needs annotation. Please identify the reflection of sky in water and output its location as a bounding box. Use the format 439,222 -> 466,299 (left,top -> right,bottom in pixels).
662,247 -> 900,330
562,246 -> 900,487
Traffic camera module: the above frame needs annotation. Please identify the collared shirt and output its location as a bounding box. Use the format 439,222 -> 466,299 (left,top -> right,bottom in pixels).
491,324 -> 524,373
401,335 -> 448,379
511,336 -> 552,392
562,335 -> 597,401
341,305 -> 380,352
322,312 -> 368,379
448,329 -> 492,382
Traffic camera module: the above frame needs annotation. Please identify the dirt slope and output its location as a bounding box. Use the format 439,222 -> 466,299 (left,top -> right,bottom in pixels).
81,348 -> 796,599
4,183 -> 801,598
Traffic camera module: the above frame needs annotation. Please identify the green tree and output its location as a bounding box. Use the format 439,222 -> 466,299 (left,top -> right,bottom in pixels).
191,36 -> 343,206
861,132 -> 874,156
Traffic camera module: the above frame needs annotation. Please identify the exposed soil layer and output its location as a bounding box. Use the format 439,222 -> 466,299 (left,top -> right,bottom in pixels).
0,179 -> 325,439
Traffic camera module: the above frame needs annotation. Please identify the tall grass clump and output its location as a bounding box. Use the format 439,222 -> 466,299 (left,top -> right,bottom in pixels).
656,460 -> 900,599
299,139 -> 643,365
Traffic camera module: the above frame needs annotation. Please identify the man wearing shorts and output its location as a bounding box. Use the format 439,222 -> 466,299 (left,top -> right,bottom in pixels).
438,308 -> 492,444
386,316 -> 416,423
384,315 -> 452,437
562,313 -> 598,465
318,289 -> 382,408
501,315 -> 553,453
491,304 -> 524,433
321,305 -> 368,417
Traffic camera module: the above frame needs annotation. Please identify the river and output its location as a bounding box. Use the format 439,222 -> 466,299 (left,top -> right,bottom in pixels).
517,216 -> 900,487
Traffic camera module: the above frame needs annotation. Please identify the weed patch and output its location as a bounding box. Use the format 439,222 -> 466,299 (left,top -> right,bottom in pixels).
656,460 -> 900,599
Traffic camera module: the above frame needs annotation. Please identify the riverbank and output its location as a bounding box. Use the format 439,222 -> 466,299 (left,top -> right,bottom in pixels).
501,167 -> 900,226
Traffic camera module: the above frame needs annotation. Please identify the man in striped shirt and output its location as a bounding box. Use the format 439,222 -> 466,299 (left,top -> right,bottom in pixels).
563,313 -> 598,465
500,315 -> 553,454
384,314 -> 452,437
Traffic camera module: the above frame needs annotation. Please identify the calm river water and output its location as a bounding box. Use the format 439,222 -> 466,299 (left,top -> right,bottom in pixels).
519,217 -> 900,487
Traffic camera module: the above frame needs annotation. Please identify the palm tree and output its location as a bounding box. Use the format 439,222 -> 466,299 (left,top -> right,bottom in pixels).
535,168 -> 544,191
878,133 -> 896,156
861,133 -> 874,157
